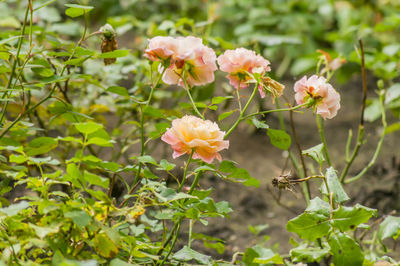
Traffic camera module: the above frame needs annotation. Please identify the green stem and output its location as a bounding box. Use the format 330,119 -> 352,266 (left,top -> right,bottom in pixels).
339,125 -> 364,183
243,102 -> 307,120
183,80 -> 204,119
0,3 -> 30,124
0,10 -> 89,139
158,221 -> 182,266
188,219 -> 193,248
345,89 -> 386,184
157,171 -> 202,263
316,114 -> 332,166
132,69 -> 166,186
177,149 -> 194,192
276,99 -> 310,204
225,82 -> 259,137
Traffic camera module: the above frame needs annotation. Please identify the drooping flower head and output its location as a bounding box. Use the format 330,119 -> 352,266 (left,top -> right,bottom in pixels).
294,75 -> 340,119
144,36 -> 217,87
217,48 -> 271,91
161,115 -> 229,163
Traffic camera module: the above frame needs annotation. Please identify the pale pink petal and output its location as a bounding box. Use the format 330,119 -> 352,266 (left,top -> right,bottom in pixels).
161,115 -> 229,163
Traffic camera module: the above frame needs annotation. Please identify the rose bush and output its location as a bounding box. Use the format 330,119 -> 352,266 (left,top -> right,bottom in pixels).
0,1 -> 399,266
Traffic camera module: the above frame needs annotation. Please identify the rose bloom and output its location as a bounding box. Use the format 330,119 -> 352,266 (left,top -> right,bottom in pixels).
161,115 -> 229,163
144,36 -> 217,87
162,36 -> 217,87
217,48 -> 271,91
294,75 -> 341,119
144,36 -> 177,62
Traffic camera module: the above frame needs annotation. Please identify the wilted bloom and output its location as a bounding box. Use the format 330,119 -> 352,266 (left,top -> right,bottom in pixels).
161,115 -> 229,163
144,36 -> 217,87
294,75 -> 340,119
217,48 -> 271,92
258,77 -> 285,102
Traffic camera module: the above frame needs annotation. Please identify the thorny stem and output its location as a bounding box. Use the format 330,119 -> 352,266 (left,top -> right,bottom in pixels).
316,114 -> 332,166
340,39 -> 368,183
225,82 -> 259,137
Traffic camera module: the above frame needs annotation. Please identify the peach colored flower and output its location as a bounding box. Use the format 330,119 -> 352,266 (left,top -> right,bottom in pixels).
161,115 -> 229,163
162,36 -> 217,87
217,48 -> 271,91
294,75 -> 340,119
144,36 -> 177,62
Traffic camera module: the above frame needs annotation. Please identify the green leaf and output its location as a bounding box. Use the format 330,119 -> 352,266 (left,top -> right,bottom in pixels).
64,210 -> 91,227
251,117 -> 269,129
379,216 -> 400,240
325,167 -> 349,203
243,245 -> 283,265
211,96 -> 232,105
106,86 -> 129,96
249,224 -> 269,236
29,223 -> 59,239
302,144 -> 325,166
98,49 -> 130,58
0,201 -> 29,216
87,189 -> 109,202
110,258 -> 135,266
219,160 -> 259,187
65,4 -> 93,18
25,137 -> 58,156
158,159 -> 175,171
138,155 -> 158,165
287,212 -> 331,241
218,110 -> 237,121
86,137 -> 114,147
74,121 -> 103,135
328,232 -> 364,266
63,57 -> 90,66
331,204 -> 377,232
143,106 -> 164,118
267,129 -> 291,150
290,245 -> 330,263
364,98 -> 381,122
94,233 -> 119,258
10,154 -> 27,164
84,171 -> 109,189
173,245 -> 211,265
305,197 -> 330,217
64,164 -> 84,188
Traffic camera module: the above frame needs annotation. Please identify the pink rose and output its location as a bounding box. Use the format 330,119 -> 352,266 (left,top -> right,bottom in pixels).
144,36 -> 217,87
144,36 -> 177,62
294,75 -> 341,119
161,115 -> 229,163
217,48 -> 271,92
162,36 -> 217,87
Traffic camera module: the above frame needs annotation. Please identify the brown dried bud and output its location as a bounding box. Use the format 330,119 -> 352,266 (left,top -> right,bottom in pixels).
100,24 -> 118,65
